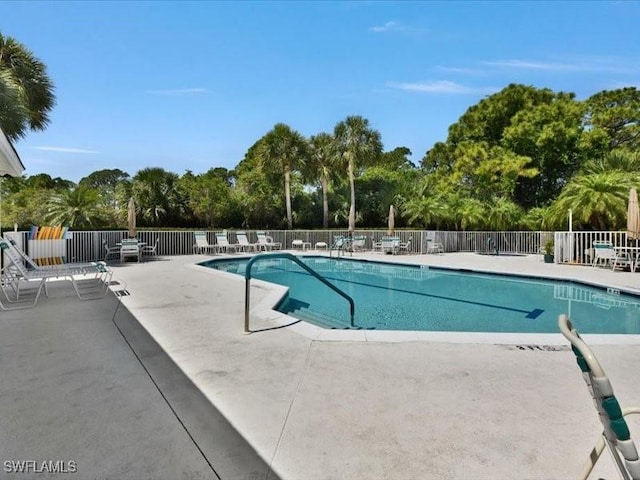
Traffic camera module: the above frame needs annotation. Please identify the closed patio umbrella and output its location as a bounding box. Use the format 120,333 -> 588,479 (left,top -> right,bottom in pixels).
127,197 -> 137,238
387,204 -> 395,236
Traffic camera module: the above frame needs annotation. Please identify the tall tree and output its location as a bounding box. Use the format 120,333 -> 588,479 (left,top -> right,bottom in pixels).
307,133 -> 336,228
0,32 -> 55,140
79,168 -> 130,209
131,167 -> 180,226
260,123 -> 308,229
334,115 -> 383,232
583,87 -> 640,154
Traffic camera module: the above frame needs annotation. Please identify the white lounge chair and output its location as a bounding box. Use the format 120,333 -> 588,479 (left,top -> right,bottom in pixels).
215,232 -> 238,254
559,314 -> 640,479
236,231 -> 257,252
193,231 -> 217,255
256,231 -> 281,251
0,238 -> 112,302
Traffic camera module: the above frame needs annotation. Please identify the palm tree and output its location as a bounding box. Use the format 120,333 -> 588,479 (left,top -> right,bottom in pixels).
458,198 -> 487,231
581,149 -> 640,174
260,123 -> 308,229
0,33 -> 56,140
45,186 -> 103,228
334,116 -> 383,232
307,133 -> 337,229
487,197 -> 523,230
131,167 -> 179,226
550,172 -> 631,230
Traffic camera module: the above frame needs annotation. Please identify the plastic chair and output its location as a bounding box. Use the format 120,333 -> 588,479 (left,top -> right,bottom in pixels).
559,314 -> 640,479
141,237 -> 159,257
103,239 -> 120,261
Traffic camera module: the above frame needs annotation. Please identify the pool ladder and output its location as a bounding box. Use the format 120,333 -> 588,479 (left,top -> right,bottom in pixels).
244,253 -> 355,334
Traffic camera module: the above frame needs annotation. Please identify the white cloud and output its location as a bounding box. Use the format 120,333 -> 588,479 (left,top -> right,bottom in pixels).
434,65 -> 488,76
370,21 -> 398,33
483,58 -> 640,74
482,60 -> 583,71
146,88 -> 208,96
32,146 -> 99,154
386,80 -> 495,95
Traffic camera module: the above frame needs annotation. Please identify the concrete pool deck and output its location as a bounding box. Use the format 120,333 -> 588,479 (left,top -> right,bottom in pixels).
3,251 -> 640,479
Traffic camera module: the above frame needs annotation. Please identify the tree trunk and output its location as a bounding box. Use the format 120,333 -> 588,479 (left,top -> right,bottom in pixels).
321,176 -> 329,229
285,167 -> 293,229
348,158 -> 356,233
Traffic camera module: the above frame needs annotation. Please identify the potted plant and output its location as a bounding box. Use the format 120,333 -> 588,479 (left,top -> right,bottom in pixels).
543,238 -> 555,263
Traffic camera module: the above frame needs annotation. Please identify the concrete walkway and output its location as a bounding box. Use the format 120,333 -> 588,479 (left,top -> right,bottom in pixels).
111,252 -> 640,479
0,279 -> 275,480
3,252 -> 640,479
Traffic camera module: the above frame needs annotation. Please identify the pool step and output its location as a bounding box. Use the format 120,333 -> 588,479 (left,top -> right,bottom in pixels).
290,307 -> 356,330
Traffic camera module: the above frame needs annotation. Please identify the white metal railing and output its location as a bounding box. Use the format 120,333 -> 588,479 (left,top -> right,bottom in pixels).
554,231 -> 631,264
2,229 -> 630,267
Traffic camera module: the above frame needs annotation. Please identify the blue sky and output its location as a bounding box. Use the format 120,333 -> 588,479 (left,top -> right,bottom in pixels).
1,1 -> 639,182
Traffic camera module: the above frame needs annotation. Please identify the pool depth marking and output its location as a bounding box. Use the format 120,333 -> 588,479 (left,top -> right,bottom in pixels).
266,265 -> 544,319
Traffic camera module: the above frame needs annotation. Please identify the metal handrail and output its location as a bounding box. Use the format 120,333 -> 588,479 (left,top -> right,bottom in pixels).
244,253 -> 355,333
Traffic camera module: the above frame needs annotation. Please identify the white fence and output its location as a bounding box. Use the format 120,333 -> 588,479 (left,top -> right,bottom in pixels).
2,229 -> 630,266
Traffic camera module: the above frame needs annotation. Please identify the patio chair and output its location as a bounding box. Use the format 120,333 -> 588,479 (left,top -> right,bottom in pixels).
332,235 -> 348,250
215,232 -> 238,254
141,237 -> 160,257
592,241 -> 617,268
559,314 -> 640,480
103,238 -> 120,261
192,231 -> 217,255
120,238 -> 141,263
236,231 -> 257,252
0,239 -> 112,302
351,236 -> 367,252
256,231 -> 281,251
381,236 -> 400,254
399,237 -> 412,254
426,239 -> 444,254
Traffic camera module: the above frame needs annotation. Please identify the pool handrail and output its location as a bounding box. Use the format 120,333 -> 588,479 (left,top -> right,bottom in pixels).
244,253 -> 355,333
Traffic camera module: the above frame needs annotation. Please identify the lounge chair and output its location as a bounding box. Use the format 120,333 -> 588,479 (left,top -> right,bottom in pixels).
215,232 -> 238,254
193,231 -> 217,255
559,314 -> 640,479
236,231 -> 257,252
120,238 -> 141,263
0,239 -> 112,302
141,237 -> 160,257
256,231 -> 281,251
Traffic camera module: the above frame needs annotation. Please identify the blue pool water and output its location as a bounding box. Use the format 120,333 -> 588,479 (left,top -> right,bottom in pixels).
201,256 -> 640,334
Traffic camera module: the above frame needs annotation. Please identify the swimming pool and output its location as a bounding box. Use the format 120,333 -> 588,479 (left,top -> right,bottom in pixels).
201,256 -> 640,334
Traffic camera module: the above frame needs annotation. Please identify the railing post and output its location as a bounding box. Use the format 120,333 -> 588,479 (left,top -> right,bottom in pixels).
244,277 -> 251,334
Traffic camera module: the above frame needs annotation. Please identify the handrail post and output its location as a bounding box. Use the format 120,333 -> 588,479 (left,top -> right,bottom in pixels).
244,277 -> 251,334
